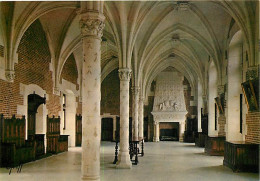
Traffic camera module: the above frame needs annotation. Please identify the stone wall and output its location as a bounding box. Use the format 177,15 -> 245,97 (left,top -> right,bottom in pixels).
245,112 -> 260,144
60,53 -> 79,90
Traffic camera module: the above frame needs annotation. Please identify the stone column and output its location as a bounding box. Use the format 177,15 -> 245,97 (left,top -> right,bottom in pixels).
179,122 -> 185,142
113,116 -> 116,141
138,96 -> 144,140
153,122 -> 160,142
132,86 -> 139,141
80,10 -> 105,181
202,95 -> 207,114
116,68 -> 132,169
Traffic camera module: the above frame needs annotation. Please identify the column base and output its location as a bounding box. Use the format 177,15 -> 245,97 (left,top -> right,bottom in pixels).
179,134 -> 184,142
116,151 -> 132,169
153,137 -> 159,142
81,175 -> 100,181
133,136 -> 139,141
138,137 -> 144,140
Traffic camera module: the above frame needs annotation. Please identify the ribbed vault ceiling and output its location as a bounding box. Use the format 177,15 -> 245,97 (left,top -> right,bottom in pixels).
1,1 -> 257,97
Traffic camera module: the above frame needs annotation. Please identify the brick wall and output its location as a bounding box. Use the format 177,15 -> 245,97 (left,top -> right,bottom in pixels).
0,80 -> 21,117
60,53 -> 81,115
60,53 -> 79,89
101,68 -> 132,116
159,122 -> 179,130
245,111 -> 260,144
218,114 -> 226,136
0,20 -> 61,117
101,69 -> 120,115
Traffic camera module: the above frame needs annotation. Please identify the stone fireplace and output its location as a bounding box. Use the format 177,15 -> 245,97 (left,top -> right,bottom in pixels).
152,70 -> 187,142
159,122 -> 179,141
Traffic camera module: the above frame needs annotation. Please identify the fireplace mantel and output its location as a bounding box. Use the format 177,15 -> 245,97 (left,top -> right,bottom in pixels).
151,111 -> 187,123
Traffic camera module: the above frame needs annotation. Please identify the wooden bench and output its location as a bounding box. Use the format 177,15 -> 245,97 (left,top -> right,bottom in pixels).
46,116 -> 68,154
0,114 -> 35,169
223,141 -> 259,172
195,114 -> 208,147
195,132 -> 207,147
184,117 -> 198,143
34,134 -> 45,158
205,136 -> 225,156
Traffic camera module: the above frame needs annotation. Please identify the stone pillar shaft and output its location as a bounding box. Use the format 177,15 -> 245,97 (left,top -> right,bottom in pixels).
138,97 -> 144,140
179,122 -> 185,142
80,10 -> 105,181
113,116 -> 116,141
116,68 -> 132,169
132,87 -> 139,141
153,122 -> 160,142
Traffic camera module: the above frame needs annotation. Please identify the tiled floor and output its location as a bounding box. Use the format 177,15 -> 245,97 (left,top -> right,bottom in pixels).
0,141 -> 259,181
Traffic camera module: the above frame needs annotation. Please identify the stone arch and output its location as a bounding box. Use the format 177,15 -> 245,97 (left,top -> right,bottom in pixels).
11,2 -> 78,69
101,58 -> 119,83
143,59 -> 197,102
17,83 -> 48,140
60,53 -> 79,88
212,1 -> 255,66
138,24 -> 217,82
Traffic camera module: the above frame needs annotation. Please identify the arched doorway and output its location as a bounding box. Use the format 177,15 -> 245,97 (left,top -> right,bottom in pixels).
27,93 -> 46,157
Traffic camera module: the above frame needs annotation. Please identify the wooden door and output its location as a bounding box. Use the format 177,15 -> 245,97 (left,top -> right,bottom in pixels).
75,115 -> 82,146
27,113 -> 36,138
101,118 -> 113,141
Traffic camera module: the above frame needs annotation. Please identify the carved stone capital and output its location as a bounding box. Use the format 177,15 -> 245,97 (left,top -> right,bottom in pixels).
217,85 -> 225,95
202,94 -> 207,101
131,86 -> 140,95
5,70 -> 15,82
139,96 -> 144,102
79,96 -> 82,103
118,68 -> 132,81
154,121 -> 159,126
79,12 -> 105,38
174,2 -> 190,11
53,87 -> 60,96
246,66 -> 259,80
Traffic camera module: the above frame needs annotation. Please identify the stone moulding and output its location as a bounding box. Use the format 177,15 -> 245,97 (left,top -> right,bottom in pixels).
151,111 -> 187,123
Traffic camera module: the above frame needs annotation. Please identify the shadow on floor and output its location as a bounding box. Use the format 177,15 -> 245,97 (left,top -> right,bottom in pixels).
181,144 -> 197,148
190,165 -> 259,180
